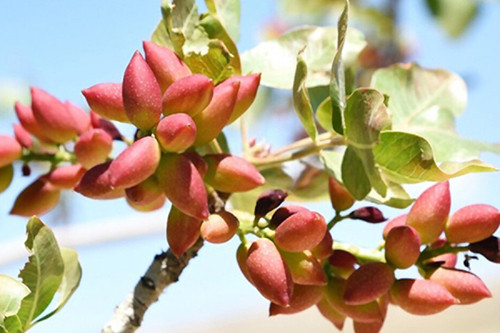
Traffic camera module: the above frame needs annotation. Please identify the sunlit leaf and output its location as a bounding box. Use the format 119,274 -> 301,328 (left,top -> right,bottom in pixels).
199,13 -> 241,74
374,131 -> 496,183
33,248 -> 82,324
293,55 -> 318,141
241,26 -> 366,89
150,20 -> 175,49
205,0 -> 241,42
344,88 -> 390,197
0,275 -> 30,326
330,0 -> 349,135
371,63 -> 500,165
183,40 -> 233,84
14,217 -> 64,331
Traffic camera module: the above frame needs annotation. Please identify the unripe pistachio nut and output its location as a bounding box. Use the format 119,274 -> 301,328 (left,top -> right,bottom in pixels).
269,284 -> 324,316
406,181 -> 450,244
155,113 -> 197,153
162,74 -> 213,117
445,204 -> 500,244
108,136 -> 161,188
275,210 -> 327,252
74,128 -> 113,169
385,225 -> 421,269
82,83 -> 130,122
122,51 -> 162,130
166,206 -> 202,258
344,263 -> 394,305
0,135 -> 22,167
200,211 -> 239,244
10,178 -> 60,216
246,238 -> 294,307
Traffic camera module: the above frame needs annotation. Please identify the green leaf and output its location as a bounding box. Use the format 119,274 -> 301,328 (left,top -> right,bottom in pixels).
329,0 -> 349,135
371,63 -> 499,165
321,149 -> 412,208
150,20 -> 175,49
15,217 -> 64,331
374,131 -> 496,183
293,55 -> 318,141
183,40 -> 233,84
33,248 -> 82,325
425,0 -> 479,38
344,88 -> 391,196
160,0 -> 198,56
205,0 -> 240,42
199,13 -> 241,74
366,181 -> 414,209
341,146 -> 371,200
241,26 -> 366,89
0,275 -> 30,325
316,97 -> 334,132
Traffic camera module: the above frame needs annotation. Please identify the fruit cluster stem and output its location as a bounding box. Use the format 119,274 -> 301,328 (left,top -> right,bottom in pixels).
333,241 -> 386,264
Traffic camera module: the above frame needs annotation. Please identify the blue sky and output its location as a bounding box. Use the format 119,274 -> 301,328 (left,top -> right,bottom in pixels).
0,1 -> 499,332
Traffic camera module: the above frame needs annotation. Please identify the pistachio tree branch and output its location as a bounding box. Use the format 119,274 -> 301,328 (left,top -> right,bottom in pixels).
101,239 -> 204,333
101,190 -> 227,333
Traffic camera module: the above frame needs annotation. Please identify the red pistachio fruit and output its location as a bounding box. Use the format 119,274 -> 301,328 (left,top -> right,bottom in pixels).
64,101 -> 91,134
10,178 -> 60,216
280,250 -> 327,286
224,73 -> 261,123
82,83 -> 130,123
14,102 -> 50,142
469,236 -> 500,263
269,205 -> 308,229
125,176 -> 164,206
275,210 -> 327,252
343,263 -> 394,305
349,207 -> 387,223
156,153 -> 209,220
445,204 -> 500,244
45,164 -> 86,189
143,41 -> 191,92
328,250 -> 358,279
0,135 -> 22,167
166,206 -> 202,258
406,181 -> 450,244
254,189 -> 288,218
328,176 -> 355,212
90,111 -> 123,140
382,214 -> 407,239
204,154 -> 265,193
325,277 -> 384,323
30,87 -> 84,143
108,136 -> 161,188
127,195 -> 166,212
155,113 -> 197,153
183,151 -> 208,177
269,284 -> 324,316
13,124 -> 33,148
246,238 -> 294,307
200,211 -> 239,244
389,278 -> 457,315
74,162 -> 124,199
316,296 -> 346,330
74,128 -> 113,169
193,81 -> 240,145
236,243 -> 253,284
162,74 -> 213,117
0,164 -> 14,194
428,267 -> 491,305
310,230 -> 334,261
122,51 -> 162,130
384,225 -> 421,269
